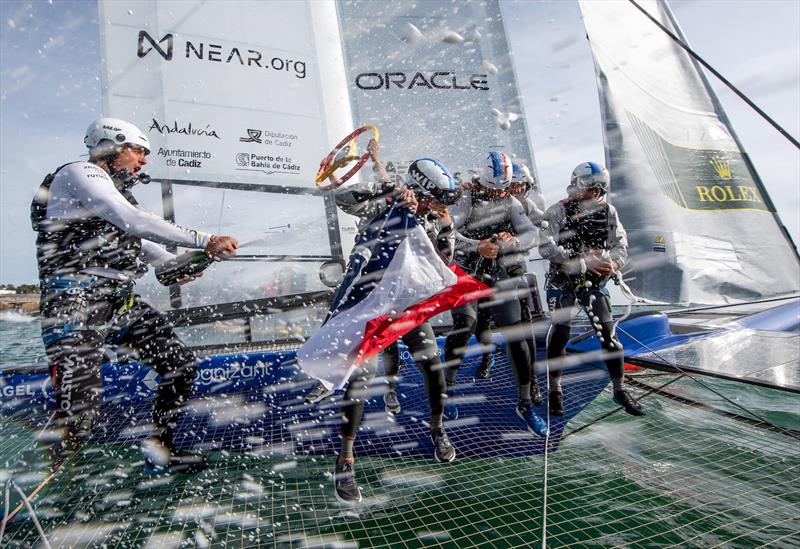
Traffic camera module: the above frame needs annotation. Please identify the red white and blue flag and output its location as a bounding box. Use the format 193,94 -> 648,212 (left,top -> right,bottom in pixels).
297,205 -> 490,390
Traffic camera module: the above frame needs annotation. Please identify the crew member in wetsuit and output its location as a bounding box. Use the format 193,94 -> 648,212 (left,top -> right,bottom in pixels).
539,162 -> 644,417
444,151 -> 548,437
305,140 -> 459,504
473,161 -> 545,402
32,117 -> 239,473
379,161 -> 458,416
469,161 -> 546,403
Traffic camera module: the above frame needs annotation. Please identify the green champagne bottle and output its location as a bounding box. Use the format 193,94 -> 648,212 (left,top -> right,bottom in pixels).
473,234 -> 499,285
155,250 -> 214,286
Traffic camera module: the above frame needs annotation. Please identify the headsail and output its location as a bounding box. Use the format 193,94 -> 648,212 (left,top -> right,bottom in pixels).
579,0 -> 800,305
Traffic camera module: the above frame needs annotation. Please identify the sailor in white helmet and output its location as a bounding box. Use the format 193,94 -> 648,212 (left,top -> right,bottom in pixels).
539,161 -> 644,418
508,161 -> 546,226
31,117 -> 239,473
444,151 -> 548,437
470,160 -> 546,406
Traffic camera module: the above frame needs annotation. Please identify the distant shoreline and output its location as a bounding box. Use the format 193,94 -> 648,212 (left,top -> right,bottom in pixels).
0,294 -> 39,315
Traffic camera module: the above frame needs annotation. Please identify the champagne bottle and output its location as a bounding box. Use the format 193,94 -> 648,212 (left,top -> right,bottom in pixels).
474,234 -> 499,284
155,250 -> 214,286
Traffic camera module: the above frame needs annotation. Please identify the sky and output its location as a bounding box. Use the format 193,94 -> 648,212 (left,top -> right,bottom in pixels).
0,0 -> 798,285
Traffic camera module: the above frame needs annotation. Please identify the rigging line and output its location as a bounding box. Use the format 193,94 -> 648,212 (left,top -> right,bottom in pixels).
614,323 -> 799,440
626,0 -> 800,149
625,377 -> 800,440
540,343 -> 552,549
664,293 -> 798,316
561,373 -> 686,441
11,483 -> 51,549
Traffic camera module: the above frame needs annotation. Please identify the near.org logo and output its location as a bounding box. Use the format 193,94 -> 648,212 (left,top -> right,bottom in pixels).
136,30 -> 307,79
138,31 -> 173,60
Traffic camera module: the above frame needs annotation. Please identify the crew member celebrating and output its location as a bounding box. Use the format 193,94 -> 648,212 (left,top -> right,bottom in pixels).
305,140 -> 460,503
32,117 -> 239,473
445,151 -> 548,437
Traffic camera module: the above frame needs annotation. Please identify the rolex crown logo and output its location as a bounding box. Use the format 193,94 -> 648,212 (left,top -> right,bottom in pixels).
709,154 -> 732,180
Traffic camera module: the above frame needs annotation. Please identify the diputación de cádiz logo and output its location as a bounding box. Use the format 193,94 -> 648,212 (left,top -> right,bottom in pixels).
653,235 -> 667,252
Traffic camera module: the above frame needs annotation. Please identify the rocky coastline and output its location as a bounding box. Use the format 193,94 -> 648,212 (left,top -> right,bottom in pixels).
0,294 -> 39,315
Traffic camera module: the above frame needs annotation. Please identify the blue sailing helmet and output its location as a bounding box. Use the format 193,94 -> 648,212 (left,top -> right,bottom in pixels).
406,158 -> 459,205
569,161 -> 610,194
472,151 -> 512,190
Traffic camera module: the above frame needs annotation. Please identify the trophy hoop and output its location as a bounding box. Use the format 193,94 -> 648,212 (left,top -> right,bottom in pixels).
316,125 -> 379,190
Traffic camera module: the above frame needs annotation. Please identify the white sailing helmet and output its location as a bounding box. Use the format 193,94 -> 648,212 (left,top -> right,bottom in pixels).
406,157 -> 459,205
84,117 -> 151,159
511,161 -> 534,186
569,161 -> 609,194
472,151 -> 512,190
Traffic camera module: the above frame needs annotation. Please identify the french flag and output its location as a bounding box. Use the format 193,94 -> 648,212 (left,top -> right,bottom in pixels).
297,205 -> 490,390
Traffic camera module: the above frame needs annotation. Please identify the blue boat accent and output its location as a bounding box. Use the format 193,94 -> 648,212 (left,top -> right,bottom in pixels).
737,300 -> 800,333
0,336 -> 609,460
567,312 -> 695,356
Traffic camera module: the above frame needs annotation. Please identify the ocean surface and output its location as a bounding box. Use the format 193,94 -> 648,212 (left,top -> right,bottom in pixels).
1,311 -> 798,548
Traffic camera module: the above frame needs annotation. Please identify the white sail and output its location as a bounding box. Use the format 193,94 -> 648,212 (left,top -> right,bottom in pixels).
580,0 -> 800,305
336,0 -> 538,184
96,0 -> 540,330
97,0 -> 355,314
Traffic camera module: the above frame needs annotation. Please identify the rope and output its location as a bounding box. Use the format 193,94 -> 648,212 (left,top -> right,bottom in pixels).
540,338 -> 552,548
627,0 -> 800,149
1,480 -> 52,549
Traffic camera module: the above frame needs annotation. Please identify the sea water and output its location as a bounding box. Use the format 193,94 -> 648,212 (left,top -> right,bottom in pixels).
1,314 -> 798,548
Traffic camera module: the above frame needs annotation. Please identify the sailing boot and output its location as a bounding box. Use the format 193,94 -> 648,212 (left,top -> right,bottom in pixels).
304,382 -> 334,405
613,389 -> 645,416
549,391 -> 565,417
516,401 -> 549,437
333,459 -> 362,504
384,385 -> 401,414
475,354 -> 494,379
431,428 -> 456,463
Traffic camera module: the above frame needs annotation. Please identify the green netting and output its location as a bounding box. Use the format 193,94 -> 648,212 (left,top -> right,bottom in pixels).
2,371 -> 798,548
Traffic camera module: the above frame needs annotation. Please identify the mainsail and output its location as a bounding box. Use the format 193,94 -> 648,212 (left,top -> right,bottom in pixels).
96,0 -> 539,341
580,0 -> 800,305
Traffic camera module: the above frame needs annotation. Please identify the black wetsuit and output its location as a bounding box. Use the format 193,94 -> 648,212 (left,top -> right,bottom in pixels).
444,190 -> 536,402
539,197 -> 629,386
32,161 -> 207,450
334,182 -> 454,440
